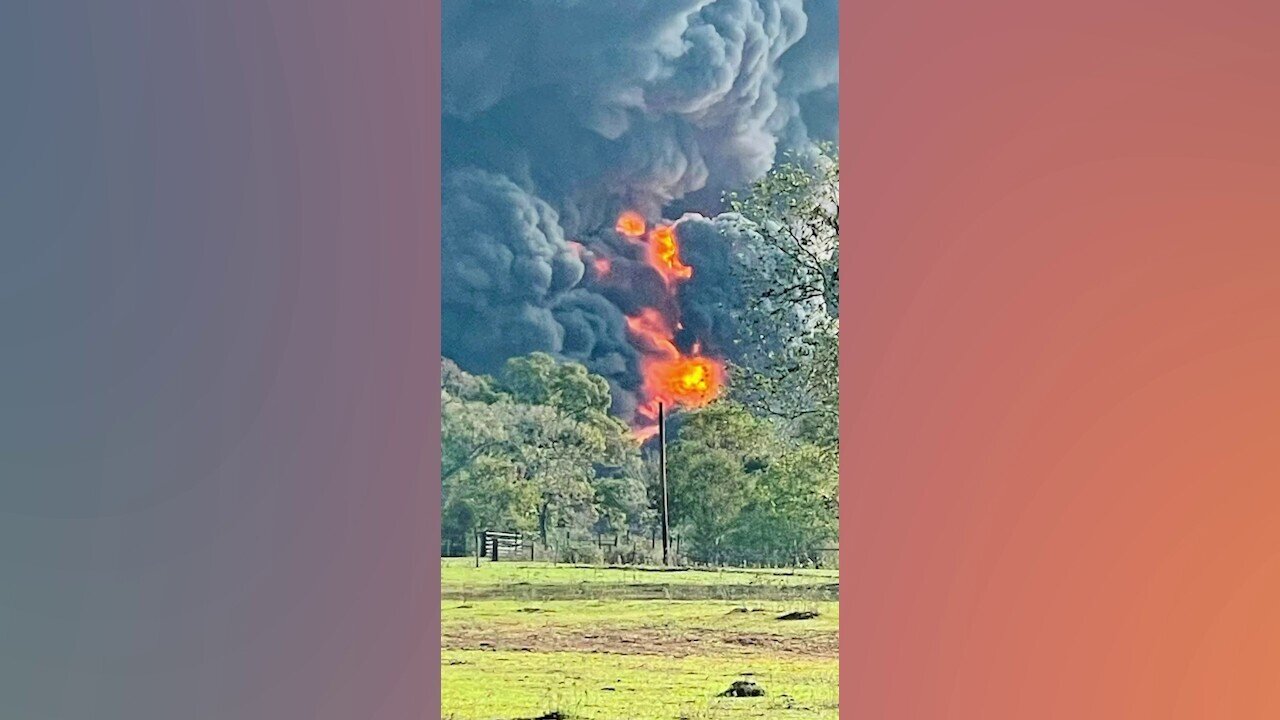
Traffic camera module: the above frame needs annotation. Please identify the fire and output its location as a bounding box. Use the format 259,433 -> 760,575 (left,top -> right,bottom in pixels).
614,210 -> 725,434
634,354 -> 726,421
593,256 -> 612,277
626,308 -> 725,421
651,355 -> 723,404
625,308 -> 678,355
615,210 -> 646,238
646,224 -> 693,284
613,212 -> 693,285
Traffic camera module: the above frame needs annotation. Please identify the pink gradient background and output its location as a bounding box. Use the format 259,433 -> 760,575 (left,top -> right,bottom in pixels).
841,1 -> 1280,717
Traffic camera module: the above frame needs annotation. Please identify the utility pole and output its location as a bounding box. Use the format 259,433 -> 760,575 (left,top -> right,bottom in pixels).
659,402 -> 671,566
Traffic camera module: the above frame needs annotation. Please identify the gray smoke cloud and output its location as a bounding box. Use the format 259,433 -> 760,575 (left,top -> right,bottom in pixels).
669,213 -> 752,356
441,168 -> 582,364
441,0 -> 838,419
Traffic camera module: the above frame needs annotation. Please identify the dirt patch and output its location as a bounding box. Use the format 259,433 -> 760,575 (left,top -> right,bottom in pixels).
442,624 -> 837,659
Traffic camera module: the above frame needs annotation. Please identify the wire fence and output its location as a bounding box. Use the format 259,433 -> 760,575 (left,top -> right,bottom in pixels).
444,528 -> 838,569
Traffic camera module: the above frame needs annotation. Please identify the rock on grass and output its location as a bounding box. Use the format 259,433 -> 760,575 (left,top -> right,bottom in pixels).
719,680 -> 766,697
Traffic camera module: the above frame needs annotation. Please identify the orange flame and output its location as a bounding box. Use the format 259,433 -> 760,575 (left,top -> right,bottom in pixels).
633,354 -> 726,422
647,224 -> 693,284
625,308 -> 678,356
615,210 -> 646,238
615,211 -> 724,435
626,309 -> 725,421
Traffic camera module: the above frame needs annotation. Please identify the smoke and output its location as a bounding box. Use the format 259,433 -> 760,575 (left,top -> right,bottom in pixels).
551,289 -> 643,417
441,0 -> 838,420
669,213 -> 752,356
441,168 -> 583,370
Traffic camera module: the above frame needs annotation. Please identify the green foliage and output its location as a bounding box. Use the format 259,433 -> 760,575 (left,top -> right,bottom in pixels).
726,443 -> 838,566
441,353 -> 839,566
665,403 -> 837,566
554,539 -> 605,565
442,455 -> 540,537
725,143 -> 838,320
498,351 -> 612,418
665,403 -> 772,560
441,357 -> 504,403
723,144 -> 839,448
441,355 -> 643,554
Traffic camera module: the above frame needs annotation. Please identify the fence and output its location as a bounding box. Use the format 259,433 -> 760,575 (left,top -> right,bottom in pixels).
474,530 -> 525,565
459,528 -> 682,565
457,528 -> 838,569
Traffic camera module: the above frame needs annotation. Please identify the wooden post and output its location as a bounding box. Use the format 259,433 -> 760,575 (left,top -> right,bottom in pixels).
659,402 -> 671,566
475,531 -> 482,568
490,533 -> 499,562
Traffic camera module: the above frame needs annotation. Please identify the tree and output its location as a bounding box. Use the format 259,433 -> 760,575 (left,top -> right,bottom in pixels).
725,443 -> 838,566
498,352 -> 612,419
664,402 -> 776,564
495,352 -> 640,539
723,144 -> 839,448
442,454 -> 540,552
727,144 -> 838,319
663,401 -> 838,566
440,355 -> 646,554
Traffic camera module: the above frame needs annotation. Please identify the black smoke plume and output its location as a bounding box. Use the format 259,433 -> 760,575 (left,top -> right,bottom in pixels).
441,0 -> 837,419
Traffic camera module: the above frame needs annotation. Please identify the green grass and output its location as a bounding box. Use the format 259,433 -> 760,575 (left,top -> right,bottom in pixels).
441,559 -> 838,603
442,650 -> 837,720
442,598 -> 838,637
442,558 -> 838,588
441,559 -> 838,720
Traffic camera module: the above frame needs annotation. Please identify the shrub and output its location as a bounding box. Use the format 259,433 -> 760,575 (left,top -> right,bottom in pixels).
555,540 -> 603,564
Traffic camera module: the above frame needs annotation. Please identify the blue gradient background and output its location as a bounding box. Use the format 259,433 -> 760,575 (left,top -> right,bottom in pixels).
1,3 -> 438,718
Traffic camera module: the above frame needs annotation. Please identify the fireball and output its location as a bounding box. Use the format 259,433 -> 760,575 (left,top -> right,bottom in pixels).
651,355 -> 723,406
647,225 -> 693,284
627,311 -> 726,421
615,210 -> 646,238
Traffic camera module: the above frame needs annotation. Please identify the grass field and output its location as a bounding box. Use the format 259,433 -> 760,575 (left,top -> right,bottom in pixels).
441,558 -> 838,720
